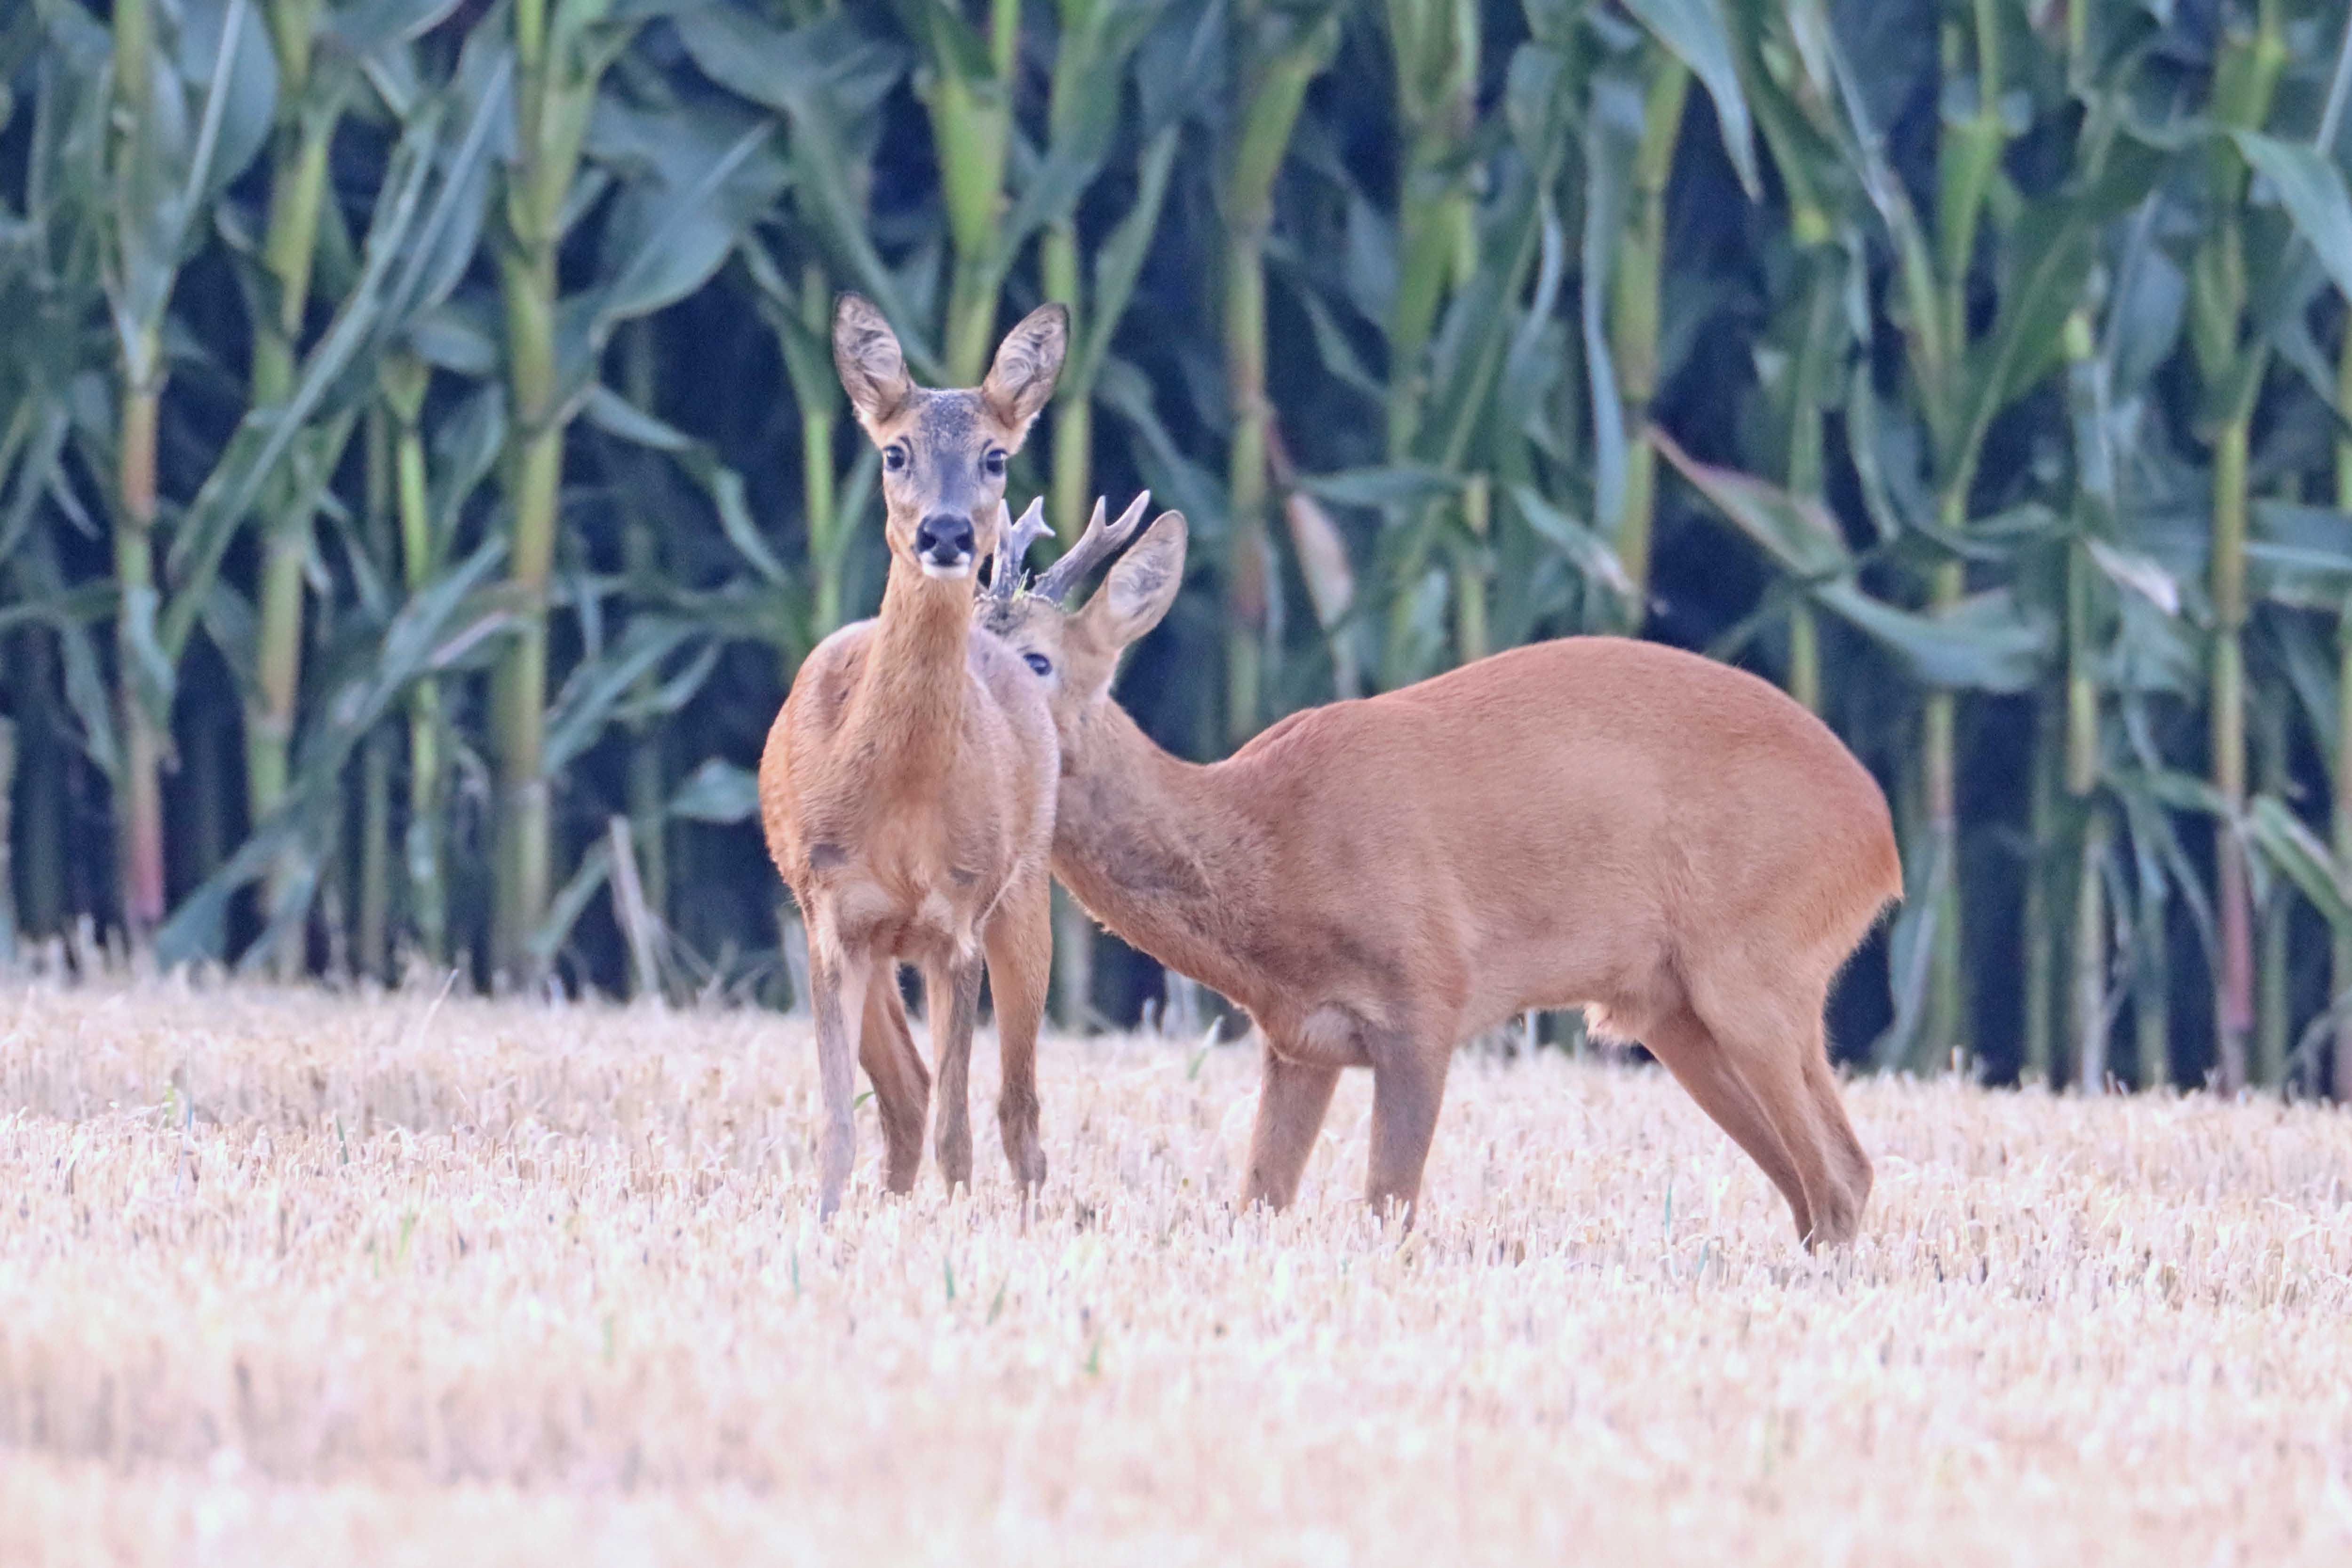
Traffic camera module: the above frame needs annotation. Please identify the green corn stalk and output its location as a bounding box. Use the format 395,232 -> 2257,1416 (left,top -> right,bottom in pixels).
2328,31 -> 2352,1104
492,0 -> 617,981
619,320 -> 667,984
1041,160 -> 1096,1035
0,714 -> 16,967
2132,847 -> 2170,1094
2072,802 -> 2111,1091
2208,416 -> 2255,1092
1224,7 -> 1337,744
1384,0 -> 1478,462
800,269 -> 843,638
1038,0 -> 1183,548
1043,220 -> 1089,540
1384,0 -> 1481,673
1910,0 -> 2004,1081
2021,689 -> 2058,1082
2190,0 -> 2287,1092
354,404 -> 394,979
1606,56 -> 1689,606
914,0 -> 1022,383
107,0 -> 169,946
745,248 -> 869,661
245,0 -> 344,959
382,355 -> 445,967
2339,312 -> 2352,1102
2253,693 -> 2288,1089
1453,476 -> 1489,665
2060,311 -> 2100,1089
1770,244 -> 1844,712
756,258 -> 851,640
14,643 -> 64,941
1036,8 -> 1185,1029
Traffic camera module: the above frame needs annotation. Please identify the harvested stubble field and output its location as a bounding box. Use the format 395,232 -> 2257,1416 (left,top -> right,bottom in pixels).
0,982 -> 2347,1567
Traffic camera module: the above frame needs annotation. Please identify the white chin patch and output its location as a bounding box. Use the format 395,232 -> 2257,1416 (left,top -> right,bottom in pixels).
920,557 -> 975,581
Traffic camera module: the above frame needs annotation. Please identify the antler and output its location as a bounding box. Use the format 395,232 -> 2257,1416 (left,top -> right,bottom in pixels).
1031,491 -> 1151,604
988,497 -> 1054,600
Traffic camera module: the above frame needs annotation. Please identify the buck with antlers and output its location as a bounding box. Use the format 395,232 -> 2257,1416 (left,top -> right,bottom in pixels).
758,295 -> 1067,1218
983,498 -> 1900,1246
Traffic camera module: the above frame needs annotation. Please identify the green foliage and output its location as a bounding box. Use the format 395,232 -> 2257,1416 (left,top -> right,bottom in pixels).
5,0 -> 2352,1097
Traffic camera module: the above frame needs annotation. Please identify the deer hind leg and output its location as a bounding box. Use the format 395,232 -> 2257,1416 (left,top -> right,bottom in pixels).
982,871 -> 1052,1193
1680,975 -> 1864,1250
1639,1003 -> 1815,1243
1801,1044 -> 1873,1244
924,955 -> 984,1192
1241,1042 -> 1342,1212
858,978 -> 930,1194
808,938 -> 876,1221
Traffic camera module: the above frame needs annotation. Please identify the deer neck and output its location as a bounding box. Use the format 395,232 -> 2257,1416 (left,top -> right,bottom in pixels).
1053,702 -> 1271,1007
854,554 -> 974,788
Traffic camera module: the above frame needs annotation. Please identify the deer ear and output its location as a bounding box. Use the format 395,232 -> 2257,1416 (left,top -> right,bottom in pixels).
833,293 -> 911,432
980,303 -> 1069,440
1094,513 -> 1187,646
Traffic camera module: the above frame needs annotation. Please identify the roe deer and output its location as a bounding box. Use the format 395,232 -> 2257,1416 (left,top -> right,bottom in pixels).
982,500 -> 1900,1246
758,295 -> 1066,1218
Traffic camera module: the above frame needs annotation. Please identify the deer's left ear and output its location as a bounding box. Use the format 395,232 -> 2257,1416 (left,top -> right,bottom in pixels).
1092,512 -> 1187,648
980,303 -> 1069,441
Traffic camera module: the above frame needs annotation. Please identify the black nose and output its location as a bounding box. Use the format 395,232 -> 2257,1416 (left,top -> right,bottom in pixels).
913,513 -> 974,564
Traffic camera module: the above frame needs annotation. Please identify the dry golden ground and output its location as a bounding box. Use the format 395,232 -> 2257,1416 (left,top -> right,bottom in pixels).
0,979 -> 2347,1567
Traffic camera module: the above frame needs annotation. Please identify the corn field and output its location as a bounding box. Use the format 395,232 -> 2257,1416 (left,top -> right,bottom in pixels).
7,0 -> 2352,1098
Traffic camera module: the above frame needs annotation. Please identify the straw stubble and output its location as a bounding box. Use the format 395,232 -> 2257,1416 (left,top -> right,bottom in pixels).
0,981 -> 2346,1566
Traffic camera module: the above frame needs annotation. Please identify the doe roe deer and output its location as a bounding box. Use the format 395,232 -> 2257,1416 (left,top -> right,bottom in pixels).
758,295 -> 1065,1219
981,500 -> 1900,1246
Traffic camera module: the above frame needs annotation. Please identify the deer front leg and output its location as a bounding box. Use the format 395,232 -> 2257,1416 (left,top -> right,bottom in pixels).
1241,1041 -> 1341,1211
983,871 -> 1052,1192
1365,1039 -> 1451,1226
808,938 -> 875,1221
924,955 -> 984,1191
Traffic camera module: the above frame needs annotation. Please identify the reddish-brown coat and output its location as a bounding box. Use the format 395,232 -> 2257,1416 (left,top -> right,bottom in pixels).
983,510 -> 1899,1246
759,297 -> 1068,1218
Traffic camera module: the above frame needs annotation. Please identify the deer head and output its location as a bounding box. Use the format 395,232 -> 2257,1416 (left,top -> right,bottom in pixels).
979,493 -> 1184,736
832,294 -> 1068,581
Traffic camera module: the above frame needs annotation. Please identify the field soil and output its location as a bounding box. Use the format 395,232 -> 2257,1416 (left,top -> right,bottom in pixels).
1,980 -> 2347,1566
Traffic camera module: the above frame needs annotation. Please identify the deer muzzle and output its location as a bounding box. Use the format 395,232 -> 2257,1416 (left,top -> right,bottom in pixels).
913,512 -> 977,578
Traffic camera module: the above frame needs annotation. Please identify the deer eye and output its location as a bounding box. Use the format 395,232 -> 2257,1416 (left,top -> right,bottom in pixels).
1022,652 -> 1052,677
883,445 -> 907,473
983,448 -> 1008,478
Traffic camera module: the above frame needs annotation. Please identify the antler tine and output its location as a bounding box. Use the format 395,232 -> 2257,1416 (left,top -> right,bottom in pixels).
1032,490 -> 1152,604
989,498 -> 1053,599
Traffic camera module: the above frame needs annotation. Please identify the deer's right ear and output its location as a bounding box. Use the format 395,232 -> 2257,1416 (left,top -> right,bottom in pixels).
1095,513 -> 1187,647
833,293 -> 912,432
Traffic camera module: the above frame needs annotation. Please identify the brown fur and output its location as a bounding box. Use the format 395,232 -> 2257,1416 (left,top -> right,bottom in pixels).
980,511 -> 1902,1247
758,296 -> 1067,1218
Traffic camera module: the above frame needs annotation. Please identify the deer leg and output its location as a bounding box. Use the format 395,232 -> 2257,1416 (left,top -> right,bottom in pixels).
1697,976 -> 1866,1249
1241,1041 -> 1341,1211
1802,1047 -> 1874,1244
1726,1030 -> 1850,1250
1640,1004 -> 1811,1240
1364,1039 -> 1451,1225
808,939 -> 874,1221
858,978 -> 930,1194
1642,1002 -> 1824,1247
983,872 -> 1052,1192
924,955 -> 983,1191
